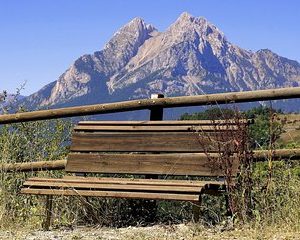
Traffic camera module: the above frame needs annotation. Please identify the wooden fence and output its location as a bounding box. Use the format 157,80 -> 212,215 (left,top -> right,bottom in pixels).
1,87 -> 300,171
0,87 -> 300,124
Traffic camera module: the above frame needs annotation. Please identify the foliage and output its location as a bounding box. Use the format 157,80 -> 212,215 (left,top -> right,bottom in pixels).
180,108 -> 236,121
180,106 -> 300,230
244,106 -> 285,148
251,160 -> 300,229
181,106 -> 285,149
0,119 -> 72,228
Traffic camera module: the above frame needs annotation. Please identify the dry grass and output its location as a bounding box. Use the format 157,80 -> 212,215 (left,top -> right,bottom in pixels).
279,114 -> 300,146
0,223 -> 299,240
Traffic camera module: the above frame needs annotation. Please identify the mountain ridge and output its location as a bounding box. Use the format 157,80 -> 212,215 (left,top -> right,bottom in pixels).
21,12 -> 300,114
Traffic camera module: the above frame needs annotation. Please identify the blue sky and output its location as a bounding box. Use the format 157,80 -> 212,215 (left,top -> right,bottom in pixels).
1,0 -> 300,95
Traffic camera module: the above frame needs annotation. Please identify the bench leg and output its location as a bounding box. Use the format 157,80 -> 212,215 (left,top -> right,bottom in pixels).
144,199 -> 157,222
128,199 -> 157,224
192,196 -> 202,222
144,174 -> 158,223
42,195 -> 53,231
225,194 -> 233,217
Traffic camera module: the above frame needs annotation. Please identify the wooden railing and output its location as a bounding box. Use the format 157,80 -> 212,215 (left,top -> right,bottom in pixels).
1,87 -> 300,124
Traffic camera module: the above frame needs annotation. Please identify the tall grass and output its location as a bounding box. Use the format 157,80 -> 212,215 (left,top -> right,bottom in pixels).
0,119 -> 72,228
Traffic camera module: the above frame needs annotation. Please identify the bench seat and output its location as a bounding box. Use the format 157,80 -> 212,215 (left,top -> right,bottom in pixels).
21,176 -> 226,201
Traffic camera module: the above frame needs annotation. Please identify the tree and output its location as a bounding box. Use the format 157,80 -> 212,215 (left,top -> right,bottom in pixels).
180,106 -> 284,149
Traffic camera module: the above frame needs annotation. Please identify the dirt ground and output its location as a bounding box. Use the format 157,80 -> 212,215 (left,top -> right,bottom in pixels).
0,224 -> 299,240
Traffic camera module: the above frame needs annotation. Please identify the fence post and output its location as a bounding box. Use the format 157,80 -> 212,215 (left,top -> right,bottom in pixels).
149,93 -> 164,121
145,93 -> 164,222
130,94 -> 165,223
42,195 -> 53,230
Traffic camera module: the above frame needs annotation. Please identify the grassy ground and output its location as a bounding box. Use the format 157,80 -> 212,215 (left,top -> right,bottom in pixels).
279,114 -> 300,146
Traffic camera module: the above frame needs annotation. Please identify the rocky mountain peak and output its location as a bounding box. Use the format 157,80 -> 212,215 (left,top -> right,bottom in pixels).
21,13 -> 300,113
104,17 -> 157,50
255,49 -> 274,56
176,12 -> 195,22
101,17 -> 157,69
122,17 -> 156,35
129,17 -> 144,24
170,12 -> 218,33
176,12 -> 212,26
167,12 -> 225,45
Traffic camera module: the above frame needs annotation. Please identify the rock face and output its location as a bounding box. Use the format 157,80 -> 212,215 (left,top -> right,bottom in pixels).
22,12 -> 300,112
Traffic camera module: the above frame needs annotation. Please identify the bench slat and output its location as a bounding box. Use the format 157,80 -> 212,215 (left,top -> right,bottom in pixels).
77,120 -> 251,126
21,189 -> 200,201
74,125 -> 239,132
22,181 -> 203,193
26,177 -> 224,187
66,153 -> 239,176
71,132 -> 235,153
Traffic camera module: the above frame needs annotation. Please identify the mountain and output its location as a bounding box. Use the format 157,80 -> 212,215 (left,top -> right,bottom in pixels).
21,12 -> 300,116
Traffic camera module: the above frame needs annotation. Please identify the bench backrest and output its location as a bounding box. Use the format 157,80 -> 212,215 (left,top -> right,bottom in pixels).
66,120 -> 248,177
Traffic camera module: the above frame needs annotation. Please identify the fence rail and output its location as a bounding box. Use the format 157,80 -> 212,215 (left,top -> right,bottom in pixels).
1,87 -> 300,124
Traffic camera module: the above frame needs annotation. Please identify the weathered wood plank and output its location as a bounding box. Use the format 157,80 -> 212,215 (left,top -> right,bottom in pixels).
73,125 -> 239,132
26,177 -> 224,187
70,132 -> 235,153
23,181 -> 203,193
77,120 -> 252,126
0,160 -> 66,172
66,153 -> 239,176
21,188 -> 200,201
253,148 -> 300,161
2,149 -> 299,174
0,86 -> 297,124
43,195 -> 53,231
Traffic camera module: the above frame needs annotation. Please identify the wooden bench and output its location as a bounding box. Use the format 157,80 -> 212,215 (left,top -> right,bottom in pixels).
21,120 -> 248,229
